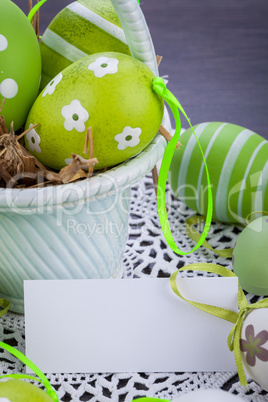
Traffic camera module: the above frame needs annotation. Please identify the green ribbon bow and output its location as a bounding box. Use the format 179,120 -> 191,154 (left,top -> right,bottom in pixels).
170,262 -> 268,388
227,296 -> 268,387
152,77 -> 213,255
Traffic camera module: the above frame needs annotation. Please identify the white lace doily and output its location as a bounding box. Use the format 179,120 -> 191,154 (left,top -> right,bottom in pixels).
0,174 -> 267,402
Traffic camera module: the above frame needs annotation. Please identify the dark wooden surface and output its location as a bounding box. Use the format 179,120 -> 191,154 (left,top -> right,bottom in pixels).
14,0 -> 268,139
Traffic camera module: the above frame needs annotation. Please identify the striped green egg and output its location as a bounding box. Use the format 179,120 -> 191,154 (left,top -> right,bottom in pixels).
168,122 -> 268,225
40,0 -> 130,89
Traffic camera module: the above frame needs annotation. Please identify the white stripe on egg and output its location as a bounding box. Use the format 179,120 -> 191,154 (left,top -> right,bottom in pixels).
67,2 -> 127,44
196,122 -> 227,214
41,29 -> 88,62
215,129 -> 254,222
237,139 -> 267,223
253,160 -> 268,213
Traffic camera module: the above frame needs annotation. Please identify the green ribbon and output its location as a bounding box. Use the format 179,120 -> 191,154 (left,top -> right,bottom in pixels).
170,263 -> 268,388
246,211 -> 268,225
0,298 -> 9,317
27,0 -> 48,22
152,77 -> 213,255
185,212 -> 268,258
185,215 -> 233,258
0,342 -> 59,401
0,299 -> 57,399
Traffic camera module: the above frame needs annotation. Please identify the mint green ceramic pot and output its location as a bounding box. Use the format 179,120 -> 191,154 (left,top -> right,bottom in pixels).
0,0 -> 170,312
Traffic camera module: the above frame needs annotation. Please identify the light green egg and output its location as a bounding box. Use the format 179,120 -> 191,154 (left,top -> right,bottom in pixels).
232,216 -> 268,295
169,122 -> 268,225
40,0 -> 131,90
0,379 -> 53,401
25,52 -> 164,170
0,0 -> 41,131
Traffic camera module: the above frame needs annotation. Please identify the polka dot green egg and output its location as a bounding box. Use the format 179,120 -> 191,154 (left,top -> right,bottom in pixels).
0,378 -> 53,401
39,0 -> 130,90
0,0 -> 41,131
25,52 -> 164,170
168,122 -> 268,225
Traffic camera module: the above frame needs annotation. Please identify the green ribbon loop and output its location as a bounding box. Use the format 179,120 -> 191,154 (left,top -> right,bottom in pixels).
170,263 -> 268,388
153,77 -> 213,255
0,298 -> 10,317
0,342 -> 59,401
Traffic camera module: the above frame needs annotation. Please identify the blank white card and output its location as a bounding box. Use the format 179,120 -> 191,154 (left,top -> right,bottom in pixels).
24,277 -> 238,373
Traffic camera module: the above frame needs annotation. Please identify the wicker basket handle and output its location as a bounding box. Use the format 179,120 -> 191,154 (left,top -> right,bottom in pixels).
110,0 -> 159,76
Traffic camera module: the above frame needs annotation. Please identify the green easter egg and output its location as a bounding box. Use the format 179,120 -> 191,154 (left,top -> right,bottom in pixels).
233,216 -> 268,295
169,122 -> 268,224
0,379 -> 53,401
40,0 -> 130,90
25,52 -> 164,170
0,0 -> 41,131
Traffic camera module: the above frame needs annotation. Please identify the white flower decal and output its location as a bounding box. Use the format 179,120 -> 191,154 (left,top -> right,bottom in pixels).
0,398 -> 12,402
114,126 -> 142,150
26,124 -> 41,153
42,72 -> 63,97
61,100 -> 89,132
88,56 -> 119,78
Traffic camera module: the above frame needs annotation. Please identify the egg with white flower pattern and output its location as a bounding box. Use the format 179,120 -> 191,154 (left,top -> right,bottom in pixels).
0,0 -> 41,131
25,52 -> 164,170
0,378 -> 53,401
240,308 -> 268,391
